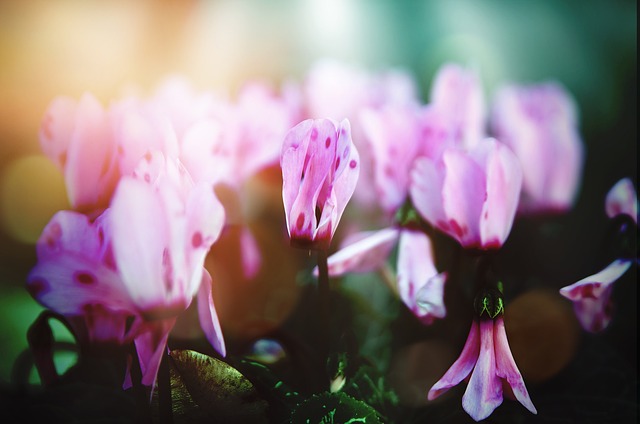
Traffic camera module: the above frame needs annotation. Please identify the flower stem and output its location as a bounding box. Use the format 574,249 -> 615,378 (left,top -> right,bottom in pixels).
130,343 -> 152,424
158,347 -> 173,424
317,248 -> 330,387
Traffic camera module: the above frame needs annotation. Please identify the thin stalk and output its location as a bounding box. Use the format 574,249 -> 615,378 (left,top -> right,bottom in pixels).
317,248 -> 330,389
158,347 -> 173,424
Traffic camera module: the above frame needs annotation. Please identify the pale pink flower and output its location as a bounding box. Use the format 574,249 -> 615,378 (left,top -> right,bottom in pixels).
430,63 -> 486,150
559,259 -> 632,333
321,227 -> 448,324
410,138 -> 523,250
605,177 -> 638,223
559,178 -> 637,332
281,118 -> 360,250
491,82 -> 585,214
39,93 -> 120,213
27,152 -> 226,388
428,315 -> 536,421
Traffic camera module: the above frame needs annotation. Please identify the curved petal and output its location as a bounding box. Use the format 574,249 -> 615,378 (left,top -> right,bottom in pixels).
397,230 -> 444,322
477,139 -> 522,248
39,96 -> 78,170
197,270 -> 226,357
461,319 -> 503,422
605,178 -> 638,224
410,156 -> 446,229
494,317 -> 537,415
134,319 -> 175,391
331,119 -> 360,239
440,148 -> 486,247
320,228 -> 399,277
428,320 -> 480,400
560,259 -> 632,332
414,272 -> 448,325
110,178 -> 168,307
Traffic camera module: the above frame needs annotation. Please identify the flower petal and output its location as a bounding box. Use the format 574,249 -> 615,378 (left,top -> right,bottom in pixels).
197,269 -> 226,357
321,228 -> 399,277
134,319 -> 175,391
39,96 -> 77,171
560,259 -> 632,332
397,229 -> 447,323
462,319 -> 503,422
605,178 -> 638,224
493,317 -> 537,415
410,156 -> 446,230
428,320 -> 480,400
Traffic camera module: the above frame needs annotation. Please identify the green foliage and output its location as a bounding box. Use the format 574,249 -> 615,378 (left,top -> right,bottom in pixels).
289,391 -> 382,424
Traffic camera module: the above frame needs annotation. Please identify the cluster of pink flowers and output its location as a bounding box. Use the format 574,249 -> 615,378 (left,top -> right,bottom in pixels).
29,59 -> 631,422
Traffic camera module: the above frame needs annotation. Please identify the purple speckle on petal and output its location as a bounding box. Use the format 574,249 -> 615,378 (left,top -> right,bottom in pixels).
74,271 -> 96,285
27,277 -> 49,298
325,137 -> 331,148
349,160 -> 357,169
335,157 -> 341,170
310,127 -> 318,141
144,173 -> 151,183
192,231 -> 203,248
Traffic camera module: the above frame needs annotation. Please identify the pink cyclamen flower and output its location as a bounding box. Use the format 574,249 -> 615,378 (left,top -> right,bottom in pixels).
410,138 -> 523,250
560,178 -> 637,332
491,82 -> 584,214
320,227 -> 448,325
430,63 -> 486,150
281,118 -> 360,250
559,259 -> 632,333
428,290 -> 536,421
28,152 -> 226,388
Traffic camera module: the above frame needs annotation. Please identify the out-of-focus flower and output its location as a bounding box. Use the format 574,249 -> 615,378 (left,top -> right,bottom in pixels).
491,82 -> 584,214
410,138 -> 523,250
320,227 -> 447,325
430,63 -> 486,150
560,178 -> 637,332
281,118 -> 359,250
428,289 -> 536,422
605,177 -> 638,223
27,152 -> 226,387
559,259 -> 632,333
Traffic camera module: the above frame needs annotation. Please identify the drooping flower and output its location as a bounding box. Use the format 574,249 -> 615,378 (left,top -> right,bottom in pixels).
428,288 -> 536,422
281,118 -> 360,250
410,138 -> 523,250
27,152 -> 226,388
320,227 -> 448,325
491,82 -> 585,214
559,178 -> 637,332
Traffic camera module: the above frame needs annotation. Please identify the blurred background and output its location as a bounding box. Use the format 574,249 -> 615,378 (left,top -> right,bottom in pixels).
0,0 -> 636,419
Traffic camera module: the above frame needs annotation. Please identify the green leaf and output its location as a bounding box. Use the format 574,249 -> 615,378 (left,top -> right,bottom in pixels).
289,391 -> 382,424
168,349 -> 268,423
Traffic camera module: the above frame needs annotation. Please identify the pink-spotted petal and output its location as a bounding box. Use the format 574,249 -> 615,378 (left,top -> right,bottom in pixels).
281,119 -> 313,223
35,211 -> 101,260
111,178 -> 168,307
461,320 -> 503,422
184,182 -> 226,296
428,320 -> 480,400
321,228 -> 399,277
605,178 -> 638,224
560,259 -> 632,332
494,317 -> 537,415
197,270 -> 226,357
39,96 -> 78,170
180,119 -> 233,185
332,120 -> 360,238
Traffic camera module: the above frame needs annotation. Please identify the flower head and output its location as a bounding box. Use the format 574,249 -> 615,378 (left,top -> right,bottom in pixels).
560,178 -> 637,332
428,289 -> 536,422
281,118 -> 360,250
491,82 -> 584,214
410,138 -> 523,250
27,152 -> 226,387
